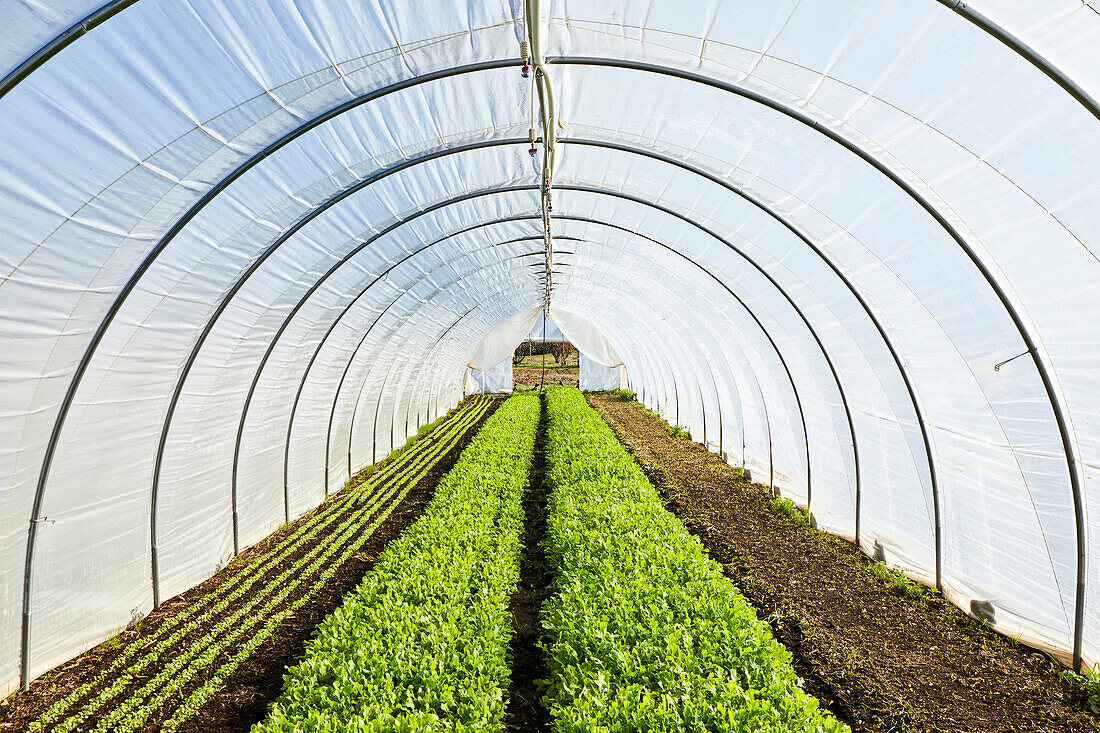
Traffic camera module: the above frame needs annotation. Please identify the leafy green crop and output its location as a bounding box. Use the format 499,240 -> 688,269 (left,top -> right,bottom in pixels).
539,387 -> 849,732
866,561 -> 930,602
1061,663 -> 1100,714
667,423 -> 691,440
33,396 -> 493,733
252,393 -> 540,732
769,495 -> 810,527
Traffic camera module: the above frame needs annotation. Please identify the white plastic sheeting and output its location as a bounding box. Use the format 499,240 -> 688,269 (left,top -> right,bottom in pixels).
465,361 -> 515,395
551,307 -> 626,390
578,357 -> 625,392
468,307 -> 542,370
551,308 -> 622,368
527,310 -> 566,342
464,306 -> 540,393
0,0 -> 1097,694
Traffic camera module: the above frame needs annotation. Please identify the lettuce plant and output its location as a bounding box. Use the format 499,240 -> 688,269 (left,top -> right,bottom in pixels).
540,387 -> 849,732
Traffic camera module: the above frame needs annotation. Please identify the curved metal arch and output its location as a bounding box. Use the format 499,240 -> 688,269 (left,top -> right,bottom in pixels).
249,202 -> 754,532
3,1 -> 1093,131
549,210 -> 856,518
7,4 -> 1090,679
342,256 -> 581,474
25,51 -> 1084,620
331,247 -> 717,497
356,273 -> 544,472
538,259 -> 730,455
275,205 -> 548,536
210,161 -> 862,541
159,131 -> 919,615
25,62 -> 518,567
267,196 -> 799,522
551,61 -> 1087,658
21,52 -> 1086,686
211,179 -> 831,572
142,140 -> 526,606
367,255 -> 726,486
228,231 -> 556,583
24,84 -> 951,644
19,63 -> 519,684
221,172 -> 895,577
340,240 -> 575,475
28,62 -> 1047,668
359,270 -> 560,465
135,125 -> 928,608
935,0 -> 1100,121
555,139 -> 938,580
230,227 -> 554,548
248,250 -> 542,563
371,228 -> 786,500
545,229 -> 806,493
536,259 -> 761,476
551,257 -> 776,481
0,0 -> 140,100
167,122 -> 900,609
339,253 -> 546,483
545,259 -> 780,486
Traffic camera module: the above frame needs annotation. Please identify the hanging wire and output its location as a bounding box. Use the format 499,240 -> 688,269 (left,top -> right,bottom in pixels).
539,310 -> 547,391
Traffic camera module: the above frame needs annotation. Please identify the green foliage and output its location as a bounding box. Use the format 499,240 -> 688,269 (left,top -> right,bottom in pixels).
346,402 -> 470,489
866,562 -> 929,601
1060,663 -> 1100,714
33,396 -> 494,733
539,387 -> 849,732
769,495 -> 809,527
252,393 -> 540,732
627,398 -> 692,441
608,388 -> 636,402
668,424 -> 691,440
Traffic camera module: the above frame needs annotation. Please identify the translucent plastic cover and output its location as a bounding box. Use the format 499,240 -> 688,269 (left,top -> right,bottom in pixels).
0,0 -> 1097,693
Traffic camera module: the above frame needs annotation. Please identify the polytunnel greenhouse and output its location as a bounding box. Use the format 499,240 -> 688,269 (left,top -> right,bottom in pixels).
1,0 -> 1098,730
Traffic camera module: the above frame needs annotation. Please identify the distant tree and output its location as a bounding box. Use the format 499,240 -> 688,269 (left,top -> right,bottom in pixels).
552,342 -> 576,365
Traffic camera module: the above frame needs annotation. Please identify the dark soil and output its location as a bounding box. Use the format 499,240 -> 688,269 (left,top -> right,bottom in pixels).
180,401 -> 498,732
587,393 -> 1099,733
0,397 -> 499,733
513,367 -> 578,389
180,484 -> 431,731
504,392 -> 551,732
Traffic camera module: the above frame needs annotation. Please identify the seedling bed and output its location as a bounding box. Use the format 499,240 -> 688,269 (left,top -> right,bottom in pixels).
586,392 -> 1099,733
0,395 -> 499,732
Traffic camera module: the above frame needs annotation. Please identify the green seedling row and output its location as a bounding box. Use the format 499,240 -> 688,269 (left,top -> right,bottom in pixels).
539,387 -> 849,732
253,392 -> 541,732
91,407 -> 482,733
33,395 -> 492,732
43,398 -> 489,731
119,455 -> 435,733
93,398 -> 494,733
161,449 -> 451,732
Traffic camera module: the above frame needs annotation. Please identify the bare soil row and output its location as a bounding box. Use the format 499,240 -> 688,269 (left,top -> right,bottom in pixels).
0,396 -> 498,733
586,392 -> 1097,733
